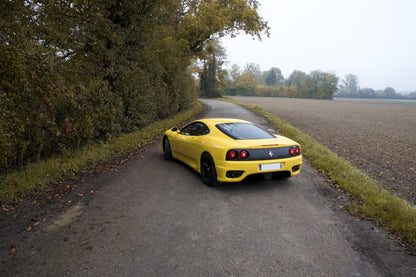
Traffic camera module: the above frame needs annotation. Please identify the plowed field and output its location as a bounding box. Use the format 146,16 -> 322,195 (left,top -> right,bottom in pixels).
231,96 -> 416,204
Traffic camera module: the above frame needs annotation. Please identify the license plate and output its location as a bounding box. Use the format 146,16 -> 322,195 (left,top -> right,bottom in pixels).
259,163 -> 282,171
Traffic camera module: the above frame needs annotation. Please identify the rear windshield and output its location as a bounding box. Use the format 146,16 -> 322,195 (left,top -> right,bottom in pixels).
216,123 -> 275,140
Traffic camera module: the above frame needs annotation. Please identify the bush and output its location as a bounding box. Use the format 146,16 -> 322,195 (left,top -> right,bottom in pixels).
0,1 -> 197,173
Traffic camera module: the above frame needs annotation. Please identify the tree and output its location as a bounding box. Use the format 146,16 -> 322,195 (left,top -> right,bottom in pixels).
265,67 -> 283,86
244,63 -> 263,85
0,0 -> 270,171
357,88 -> 376,98
286,70 -> 313,97
310,71 -> 339,99
235,72 -> 256,95
177,0 -> 269,54
226,64 -> 242,87
265,69 -> 277,86
383,87 -> 396,98
199,39 -> 227,98
339,74 -> 359,96
224,64 -> 241,95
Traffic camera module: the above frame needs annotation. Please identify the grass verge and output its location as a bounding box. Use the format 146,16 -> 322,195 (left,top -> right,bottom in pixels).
222,97 -> 416,244
0,102 -> 202,203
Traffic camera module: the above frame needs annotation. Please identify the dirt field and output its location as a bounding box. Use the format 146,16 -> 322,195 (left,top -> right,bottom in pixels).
231,96 -> 416,204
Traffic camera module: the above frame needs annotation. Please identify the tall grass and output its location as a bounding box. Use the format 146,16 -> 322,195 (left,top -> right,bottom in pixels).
0,102 -> 202,203
223,98 -> 416,244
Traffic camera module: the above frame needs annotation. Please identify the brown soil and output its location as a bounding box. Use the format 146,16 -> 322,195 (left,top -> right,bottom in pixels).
231,96 -> 416,204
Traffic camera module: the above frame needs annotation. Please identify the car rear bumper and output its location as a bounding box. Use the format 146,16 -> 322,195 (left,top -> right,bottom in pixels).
215,155 -> 303,183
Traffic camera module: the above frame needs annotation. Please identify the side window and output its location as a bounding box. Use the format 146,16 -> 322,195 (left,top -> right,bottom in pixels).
180,122 -> 210,136
196,123 -> 210,136
180,124 -> 193,136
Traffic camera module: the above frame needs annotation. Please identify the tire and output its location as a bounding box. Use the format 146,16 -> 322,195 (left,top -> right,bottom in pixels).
163,137 -> 173,160
200,153 -> 219,186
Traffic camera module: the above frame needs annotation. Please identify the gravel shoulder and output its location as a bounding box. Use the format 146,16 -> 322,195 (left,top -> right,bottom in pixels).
230,96 -> 416,204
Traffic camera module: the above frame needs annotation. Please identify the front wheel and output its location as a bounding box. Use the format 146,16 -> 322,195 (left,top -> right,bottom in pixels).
200,153 -> 219,186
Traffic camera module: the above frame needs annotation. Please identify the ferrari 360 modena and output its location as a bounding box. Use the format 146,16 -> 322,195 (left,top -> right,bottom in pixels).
162,118 -> 302,186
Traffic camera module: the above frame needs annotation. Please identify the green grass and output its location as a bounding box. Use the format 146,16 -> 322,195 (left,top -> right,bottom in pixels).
0,102 -> 202,203
221,97 -> 416,244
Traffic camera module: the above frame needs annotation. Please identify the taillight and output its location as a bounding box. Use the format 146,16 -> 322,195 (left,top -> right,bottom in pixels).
228,150 -> 238,159
239,150 -> 248,159
227,150 -> 249,160
289,146 -> 301,156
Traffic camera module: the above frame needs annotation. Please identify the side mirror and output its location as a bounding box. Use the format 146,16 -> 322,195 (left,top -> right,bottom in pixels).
172,127 -> 178,132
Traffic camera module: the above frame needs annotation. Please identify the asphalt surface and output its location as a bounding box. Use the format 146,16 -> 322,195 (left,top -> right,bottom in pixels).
4,99 -> 416,276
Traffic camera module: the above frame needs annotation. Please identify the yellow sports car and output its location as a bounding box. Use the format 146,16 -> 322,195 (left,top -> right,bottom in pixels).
162,118 -> 302,186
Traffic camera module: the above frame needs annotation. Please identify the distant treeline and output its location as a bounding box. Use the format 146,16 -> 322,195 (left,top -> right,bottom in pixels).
0,1 -> 268,172
223,65 -> 338,99
213,66 -> 415,101
335,74 -> 416,99
336,88 -> 416,99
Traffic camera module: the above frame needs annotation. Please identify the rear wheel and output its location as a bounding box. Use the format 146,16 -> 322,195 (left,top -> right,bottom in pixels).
163,137 -> 173,160
200,153 -> 219,186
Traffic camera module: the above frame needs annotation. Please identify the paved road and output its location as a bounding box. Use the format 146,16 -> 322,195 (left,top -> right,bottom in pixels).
5,99 -> 415,276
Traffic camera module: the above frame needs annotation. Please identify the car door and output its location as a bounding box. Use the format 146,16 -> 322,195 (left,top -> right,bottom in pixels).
174,122 -> 210,170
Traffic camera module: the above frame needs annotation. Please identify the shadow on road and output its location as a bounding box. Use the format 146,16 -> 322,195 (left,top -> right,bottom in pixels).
161,153 -> 293,194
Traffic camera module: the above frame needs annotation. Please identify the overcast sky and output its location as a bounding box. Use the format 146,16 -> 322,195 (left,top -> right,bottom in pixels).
221,0 -> 416,92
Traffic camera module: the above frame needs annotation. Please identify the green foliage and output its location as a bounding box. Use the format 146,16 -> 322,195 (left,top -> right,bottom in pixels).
264,67 -> 283,86
310,70 -> 339,99
223,97 -> 416,244
286,70 -> 315,98
1,1 -> 268,173
225,66 -> 338,99
199,39 -> 226,98
178,0 -> 269,53
254,85 -> 296,98
234,72 -> 256,95
0,102 -> 202,203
